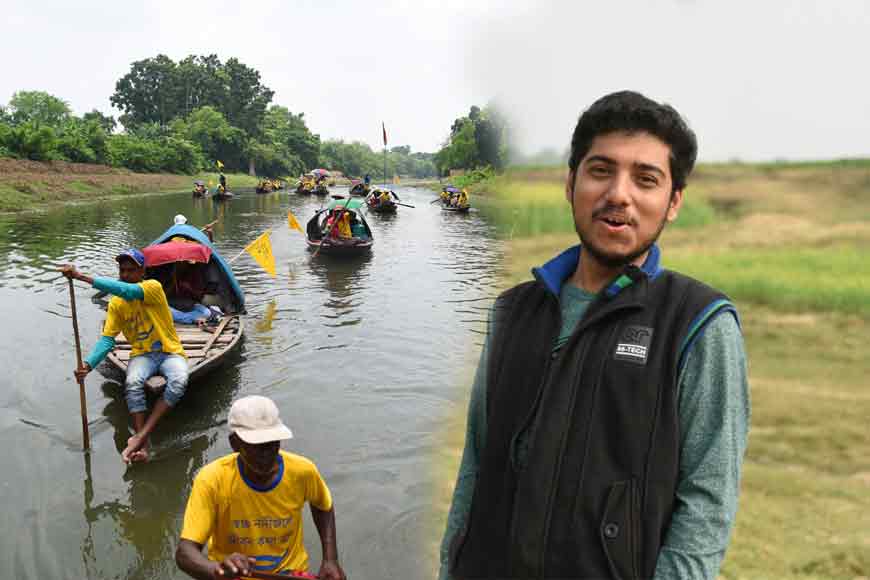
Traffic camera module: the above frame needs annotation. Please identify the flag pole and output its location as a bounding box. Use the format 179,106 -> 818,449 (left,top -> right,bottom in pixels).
382,122 -> 387,189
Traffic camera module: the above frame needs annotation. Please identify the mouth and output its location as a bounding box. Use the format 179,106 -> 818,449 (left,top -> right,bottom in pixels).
596,213 -> 633,231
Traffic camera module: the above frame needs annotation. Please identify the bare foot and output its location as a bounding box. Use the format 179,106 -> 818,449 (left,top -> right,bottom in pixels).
122,434 -> 150,464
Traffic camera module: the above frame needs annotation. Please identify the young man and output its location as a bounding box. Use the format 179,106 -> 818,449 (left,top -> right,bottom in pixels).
176,395 -> 346,580
61,249 -> 189,464
440,91 -> 750,579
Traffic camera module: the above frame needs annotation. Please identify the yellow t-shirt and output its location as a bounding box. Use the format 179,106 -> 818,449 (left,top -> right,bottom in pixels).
180,451 -> 333,574
102,279 -> 185,358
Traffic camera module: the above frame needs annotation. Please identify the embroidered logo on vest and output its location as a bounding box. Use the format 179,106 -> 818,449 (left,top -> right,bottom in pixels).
614,325 -> 654,365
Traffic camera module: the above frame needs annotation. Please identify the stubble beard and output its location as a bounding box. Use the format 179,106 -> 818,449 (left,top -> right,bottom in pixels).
575,207 -> 670,270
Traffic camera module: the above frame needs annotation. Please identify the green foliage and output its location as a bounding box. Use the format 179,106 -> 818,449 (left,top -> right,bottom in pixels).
106,133 -> 203,173
260,106 -> 320,170
436,104 -> 510,174
55,118 -> 109,164
111,54 -> 274,143
319,139 -> 436,179
7,91 -> 71,127
170,106 -> 246,168
82,110 -> 116,133
1,122 -> 59,160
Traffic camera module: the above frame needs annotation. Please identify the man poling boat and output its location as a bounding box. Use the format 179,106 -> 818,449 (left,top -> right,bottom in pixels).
63,220 -> 246,463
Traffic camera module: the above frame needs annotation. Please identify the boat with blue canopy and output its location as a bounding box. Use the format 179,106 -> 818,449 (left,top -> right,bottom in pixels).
101,223 -> 246,391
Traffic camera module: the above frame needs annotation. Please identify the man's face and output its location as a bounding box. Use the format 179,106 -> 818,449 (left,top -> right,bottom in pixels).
117,258 -> 145,283
565,131 -> 683,269
236,438 -> 281,479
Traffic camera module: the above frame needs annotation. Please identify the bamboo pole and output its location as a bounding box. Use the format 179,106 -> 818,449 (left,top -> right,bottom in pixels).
68,278 -> 91,450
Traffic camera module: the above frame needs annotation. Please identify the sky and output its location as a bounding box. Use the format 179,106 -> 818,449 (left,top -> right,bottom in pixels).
2,0 -> 869,161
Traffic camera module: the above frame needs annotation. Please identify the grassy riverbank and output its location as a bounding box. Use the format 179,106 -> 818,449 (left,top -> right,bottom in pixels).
432,161 -> 870,578
0,158 -> 259,212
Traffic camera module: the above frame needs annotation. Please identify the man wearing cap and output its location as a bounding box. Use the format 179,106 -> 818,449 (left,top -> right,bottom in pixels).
60,249 -> 188,464
176,395 -> 346,580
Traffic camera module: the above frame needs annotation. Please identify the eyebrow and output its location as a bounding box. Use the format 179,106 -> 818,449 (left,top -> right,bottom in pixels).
584,155 -> 667,178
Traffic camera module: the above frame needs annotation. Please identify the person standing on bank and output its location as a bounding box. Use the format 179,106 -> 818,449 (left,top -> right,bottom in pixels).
176,395 -> 346,580
440,91 -> 750,579
60,249 -> 189,464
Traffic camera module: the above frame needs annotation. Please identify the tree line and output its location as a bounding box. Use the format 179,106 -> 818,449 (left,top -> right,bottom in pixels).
0,54 -> 437,179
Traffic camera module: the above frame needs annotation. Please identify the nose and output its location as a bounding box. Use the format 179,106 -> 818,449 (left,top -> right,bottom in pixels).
604,170 -> 632,206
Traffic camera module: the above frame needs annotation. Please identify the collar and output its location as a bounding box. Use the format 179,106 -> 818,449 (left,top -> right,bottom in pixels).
531,243 -> 662,298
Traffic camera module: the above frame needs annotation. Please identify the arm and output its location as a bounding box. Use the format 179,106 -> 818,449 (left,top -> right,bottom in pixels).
176,539 -> 219,580
310,505 -> 345,580
653,312 -> 751,580
83,335 -> 116,370
438,312 -> 491,580
92,277 -> 145,301
176,539 -> 254,580
58,265 -> 145,301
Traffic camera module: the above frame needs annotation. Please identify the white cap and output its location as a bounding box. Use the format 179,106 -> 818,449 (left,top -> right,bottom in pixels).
174,214 -> 188,225
228,396 -> 293,444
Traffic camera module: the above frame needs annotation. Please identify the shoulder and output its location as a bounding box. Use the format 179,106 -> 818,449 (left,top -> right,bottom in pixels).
195,453 -> 240,485
140,279 -> 165,294
108,296 -> 125,310
281,451 -> 318,471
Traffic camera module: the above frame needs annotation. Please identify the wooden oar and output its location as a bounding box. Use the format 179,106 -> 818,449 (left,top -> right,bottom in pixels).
67,278 -> 91,450
395,202 -> 415,208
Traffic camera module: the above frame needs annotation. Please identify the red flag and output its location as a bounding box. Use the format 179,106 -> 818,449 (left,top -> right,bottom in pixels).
382,122 -> 387,147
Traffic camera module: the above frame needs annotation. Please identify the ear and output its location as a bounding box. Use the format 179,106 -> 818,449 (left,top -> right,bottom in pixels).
565,170 -> 575,205
229,433 -> 241,452
666,189 -> 684,222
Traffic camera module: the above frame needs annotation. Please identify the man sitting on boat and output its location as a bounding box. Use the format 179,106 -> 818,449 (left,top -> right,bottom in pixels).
60,249 -> 188,464
176,395 -> 346,580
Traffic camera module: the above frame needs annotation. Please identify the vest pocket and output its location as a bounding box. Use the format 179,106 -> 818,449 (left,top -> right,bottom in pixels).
599,479 -> 640,580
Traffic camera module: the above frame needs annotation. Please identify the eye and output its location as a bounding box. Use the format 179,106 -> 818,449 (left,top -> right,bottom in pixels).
588,165 -> 611,177
637,174 -> 659,187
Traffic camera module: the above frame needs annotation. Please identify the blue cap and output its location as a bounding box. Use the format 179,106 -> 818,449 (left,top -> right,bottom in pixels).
116,248 -> 145,267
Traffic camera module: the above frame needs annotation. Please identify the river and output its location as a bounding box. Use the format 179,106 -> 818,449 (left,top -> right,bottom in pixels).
0,185 -> 502,579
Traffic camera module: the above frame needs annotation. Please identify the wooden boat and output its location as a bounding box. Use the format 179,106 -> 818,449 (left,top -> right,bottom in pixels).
366,188 -> 398,213
441,185 -> 470,212
213,188 -> 234,200
314,182 -> 329,196
192,180 -> 208,197
101,223 -> 246,391
305,197 -> 373,256
349,181 -> 370,197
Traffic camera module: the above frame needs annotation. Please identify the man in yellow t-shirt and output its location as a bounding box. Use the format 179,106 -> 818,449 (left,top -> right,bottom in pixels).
61,248 -> 188,464
176,396 -> 346,580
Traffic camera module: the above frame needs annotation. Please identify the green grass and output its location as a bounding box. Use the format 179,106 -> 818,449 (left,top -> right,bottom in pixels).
192,171 -> 260,189
664,246 -> 870,317
431,162 -> 870,579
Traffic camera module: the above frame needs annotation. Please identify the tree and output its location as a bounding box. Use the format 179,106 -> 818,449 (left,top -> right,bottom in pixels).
83,110 -> 117,134
261,106 -> 320,170
171,106 -> 245,168
111,54 -> 181,128
8,91 -> 71,127
221,58 -> 274,137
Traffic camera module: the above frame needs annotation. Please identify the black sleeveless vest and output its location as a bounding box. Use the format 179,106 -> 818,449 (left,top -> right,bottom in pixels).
450,266 -> 729,579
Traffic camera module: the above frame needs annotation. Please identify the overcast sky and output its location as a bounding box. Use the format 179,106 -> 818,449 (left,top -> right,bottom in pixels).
2,0 -> 868,161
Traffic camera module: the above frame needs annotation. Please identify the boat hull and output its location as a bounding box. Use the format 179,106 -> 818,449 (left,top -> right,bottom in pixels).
105,317 -> 245,392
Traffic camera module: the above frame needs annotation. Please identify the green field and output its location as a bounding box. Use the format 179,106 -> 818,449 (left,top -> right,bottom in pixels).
432,161 -> 870,579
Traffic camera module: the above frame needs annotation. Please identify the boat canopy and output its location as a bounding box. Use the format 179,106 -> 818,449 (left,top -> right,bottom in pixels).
151,224 -> 245,312
326,198 -> 365,212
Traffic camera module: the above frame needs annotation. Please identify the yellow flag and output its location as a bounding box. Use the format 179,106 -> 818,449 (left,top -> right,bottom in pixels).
287,210 -> 303,234
245,230 -> 276,277
216,160 -> 224,169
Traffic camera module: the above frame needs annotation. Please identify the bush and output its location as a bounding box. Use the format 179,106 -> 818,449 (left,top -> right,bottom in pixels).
106,134 -> 204,173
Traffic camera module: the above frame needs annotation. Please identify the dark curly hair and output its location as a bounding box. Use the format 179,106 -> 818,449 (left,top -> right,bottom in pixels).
568,91 -> 698,192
